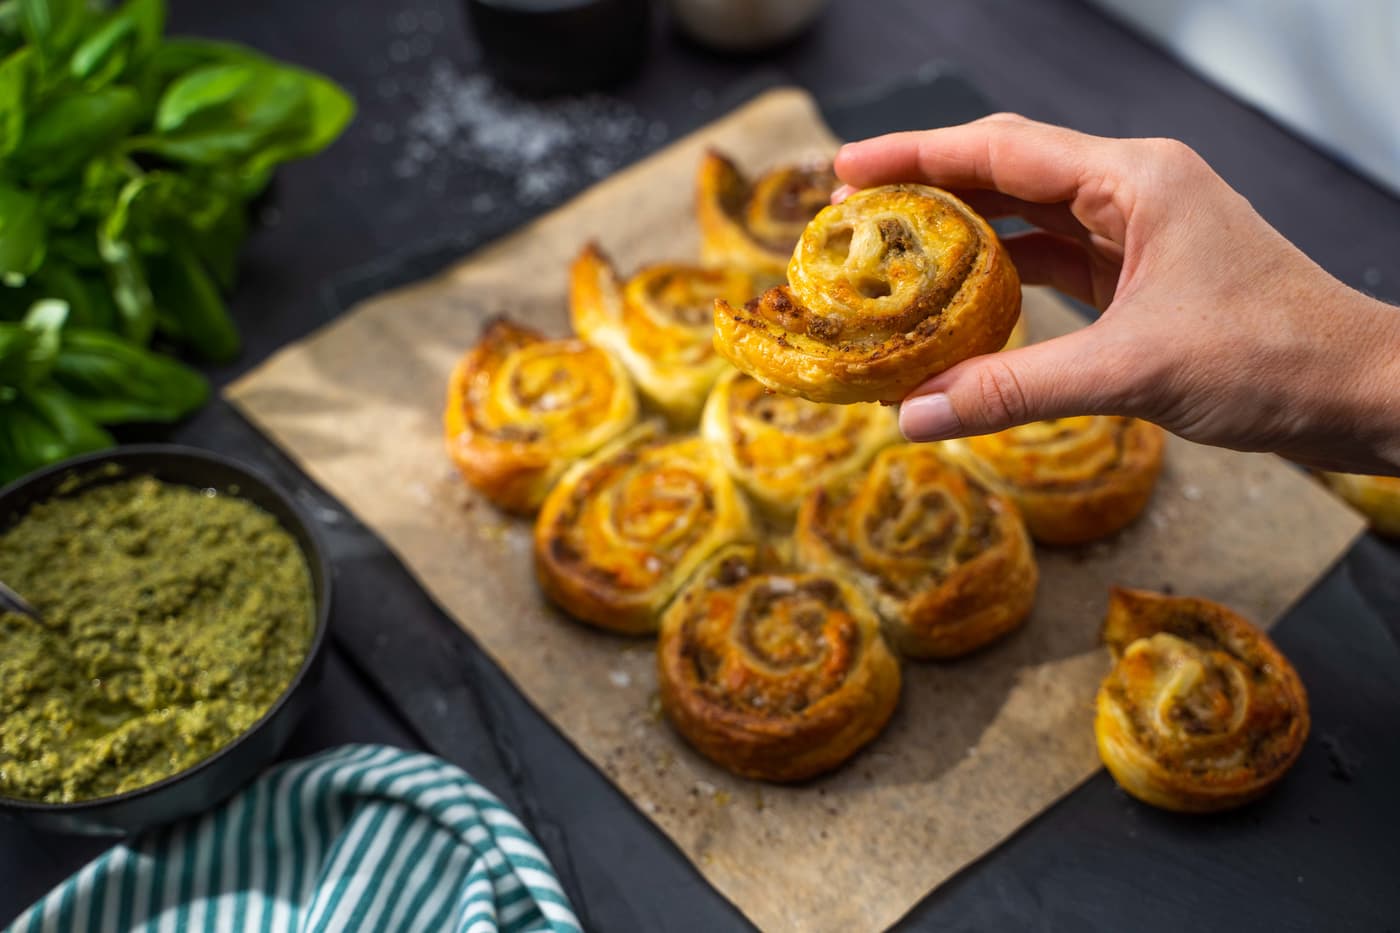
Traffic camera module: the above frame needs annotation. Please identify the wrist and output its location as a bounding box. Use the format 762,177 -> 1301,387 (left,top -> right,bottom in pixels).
1335,290 -> 1400,475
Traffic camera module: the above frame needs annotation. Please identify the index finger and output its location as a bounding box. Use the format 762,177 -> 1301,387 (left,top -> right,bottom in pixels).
835,116 -> 1135,245
834,115 -> 1100,205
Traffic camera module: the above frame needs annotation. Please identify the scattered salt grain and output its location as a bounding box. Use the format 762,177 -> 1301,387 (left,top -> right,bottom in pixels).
695,780 -> 717,796
1181,484 -> 1203,502
609,669 -> 632,688
391,61 -> 653,205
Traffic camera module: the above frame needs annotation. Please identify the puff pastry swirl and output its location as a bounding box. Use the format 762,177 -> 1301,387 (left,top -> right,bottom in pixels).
695,149 -> 837,285
570,243 -> 753,426
444,319 -> 638,514
533,422 -> 753,635
1318,472 -> 1400,538
657,543 -> 901,782
1095,588 -> 1309,813
713,184 -> 1021,404
796,444 -> 1037,658
959,416 -> 1165,545
700,368 -> 900,521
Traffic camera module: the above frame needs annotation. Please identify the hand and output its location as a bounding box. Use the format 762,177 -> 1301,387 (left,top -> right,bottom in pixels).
833,114 -> 1400,475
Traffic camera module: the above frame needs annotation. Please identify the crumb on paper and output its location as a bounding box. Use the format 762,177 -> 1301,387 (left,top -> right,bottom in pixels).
608,669 -> 632,688
1181,484 -> 1203,501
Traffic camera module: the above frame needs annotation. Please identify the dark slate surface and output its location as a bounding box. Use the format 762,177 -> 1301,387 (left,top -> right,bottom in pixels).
4,0 -> 1400,929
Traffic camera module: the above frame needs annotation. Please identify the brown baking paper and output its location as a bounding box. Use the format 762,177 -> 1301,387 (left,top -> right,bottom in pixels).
227,89 -> 1364,932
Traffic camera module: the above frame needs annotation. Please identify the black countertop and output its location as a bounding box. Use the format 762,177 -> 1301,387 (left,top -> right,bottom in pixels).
4,1 -> 1400,930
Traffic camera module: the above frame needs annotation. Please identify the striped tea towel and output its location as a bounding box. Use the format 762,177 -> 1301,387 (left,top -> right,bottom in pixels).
7,745 -> 581,933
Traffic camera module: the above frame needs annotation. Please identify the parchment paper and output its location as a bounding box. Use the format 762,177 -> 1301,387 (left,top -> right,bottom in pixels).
227,89 -> 1364,932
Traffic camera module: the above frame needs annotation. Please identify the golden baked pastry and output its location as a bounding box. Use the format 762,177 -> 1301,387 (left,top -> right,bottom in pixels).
444,319 -> 638,514
656,543 -> 901,782
713,184 -> 1021,404
700,367 -> 900,521
570,243 -> 753,426
796,444 -> 1037,658
1318,472 -> 1400,538
533,422 -> 753,635
1095,587 -> 1309,813
1001,311 -> 1029,351
958,416 -> 1165,545
695,149 -> 837,285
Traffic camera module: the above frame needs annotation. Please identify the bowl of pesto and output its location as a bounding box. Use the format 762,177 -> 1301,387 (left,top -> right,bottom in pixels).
0,445 -> 330,835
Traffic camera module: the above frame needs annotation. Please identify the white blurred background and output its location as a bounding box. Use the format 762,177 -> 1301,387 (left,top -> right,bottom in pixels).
1087,0 -> 1400,195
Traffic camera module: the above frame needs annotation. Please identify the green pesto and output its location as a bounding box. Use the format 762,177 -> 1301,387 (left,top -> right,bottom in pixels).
0,475 -> 313,803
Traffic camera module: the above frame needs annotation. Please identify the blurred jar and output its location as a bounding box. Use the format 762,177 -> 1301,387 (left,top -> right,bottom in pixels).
668,0 -> 829,52
465,0 -> 652,95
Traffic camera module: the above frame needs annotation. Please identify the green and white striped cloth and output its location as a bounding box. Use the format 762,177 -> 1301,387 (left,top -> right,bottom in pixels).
6,745 -> 581,933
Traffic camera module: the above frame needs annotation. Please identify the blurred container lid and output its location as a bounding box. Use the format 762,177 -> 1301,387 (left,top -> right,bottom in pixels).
667,0 -> 829,53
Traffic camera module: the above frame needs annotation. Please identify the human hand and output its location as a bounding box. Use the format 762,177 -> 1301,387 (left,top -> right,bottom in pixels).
833,114 -> 1400,475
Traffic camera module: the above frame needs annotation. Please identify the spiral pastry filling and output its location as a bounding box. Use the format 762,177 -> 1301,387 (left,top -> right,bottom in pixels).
696,149 -> 837,283
534,424 -> 752,635
571,244 -> 753,425
713,184 -> 1022,404
445,319 -> 638,514
701,369 -> 899,520
960,415 -> 1165,545
657,544 -> 900,782
797,445 -> 1037,658
1094,588 -> 1309,812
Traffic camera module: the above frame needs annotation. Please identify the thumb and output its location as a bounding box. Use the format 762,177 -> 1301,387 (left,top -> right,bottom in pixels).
898,327 -> 1123,441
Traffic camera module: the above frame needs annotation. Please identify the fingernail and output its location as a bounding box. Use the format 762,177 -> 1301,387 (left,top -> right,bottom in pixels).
831,184 -> 856,204
899,393 -> 962,442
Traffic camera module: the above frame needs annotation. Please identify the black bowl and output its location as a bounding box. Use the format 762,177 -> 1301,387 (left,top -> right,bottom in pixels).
0,445 -> 331,835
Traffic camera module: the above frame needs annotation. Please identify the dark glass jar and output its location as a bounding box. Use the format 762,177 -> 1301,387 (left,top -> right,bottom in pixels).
464,0 -> 652,96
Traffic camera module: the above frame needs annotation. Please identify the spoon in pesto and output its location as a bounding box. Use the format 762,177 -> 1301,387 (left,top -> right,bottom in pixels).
0,580 -> 40,621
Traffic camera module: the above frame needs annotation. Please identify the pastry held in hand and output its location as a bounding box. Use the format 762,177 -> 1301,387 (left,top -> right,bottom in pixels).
701,368 -> 900,521
445,320 -> 638,514
657,543 -> 901,782
1317,472 -> 1400,538
533,422 -> 753,635
796,444 -> 1037,659
958,415 -> 1165,545
695,149 -> 836,285
1094,588 -> 1309,813
713,183 -> 1021,404
570,243 -> 752,426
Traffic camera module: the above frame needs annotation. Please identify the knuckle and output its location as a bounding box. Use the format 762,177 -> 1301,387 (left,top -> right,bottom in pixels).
979,111 -> 1030,125
973,359 -> 1031,426
1137,137 -> 1206,175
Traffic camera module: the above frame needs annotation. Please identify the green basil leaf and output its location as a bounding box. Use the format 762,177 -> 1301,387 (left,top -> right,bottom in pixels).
0,399 -> 72,479
138,62 -> 308,165
0,47 -> 29,156
0,2 -> 22,54
0,321 -> 40,391
0,297 -> 63,389
24,257 -> 115,329
52,325 -> 207,422
17,0 -> 89,69
0,384 -> 113,483
25,382 -> 112,451
147,242 -> 237,361
97,172 -> 155,343
68,0 -> 162,87
10,85 -> 142,183
240,66 -> 353,182
0,182 -> 45,283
